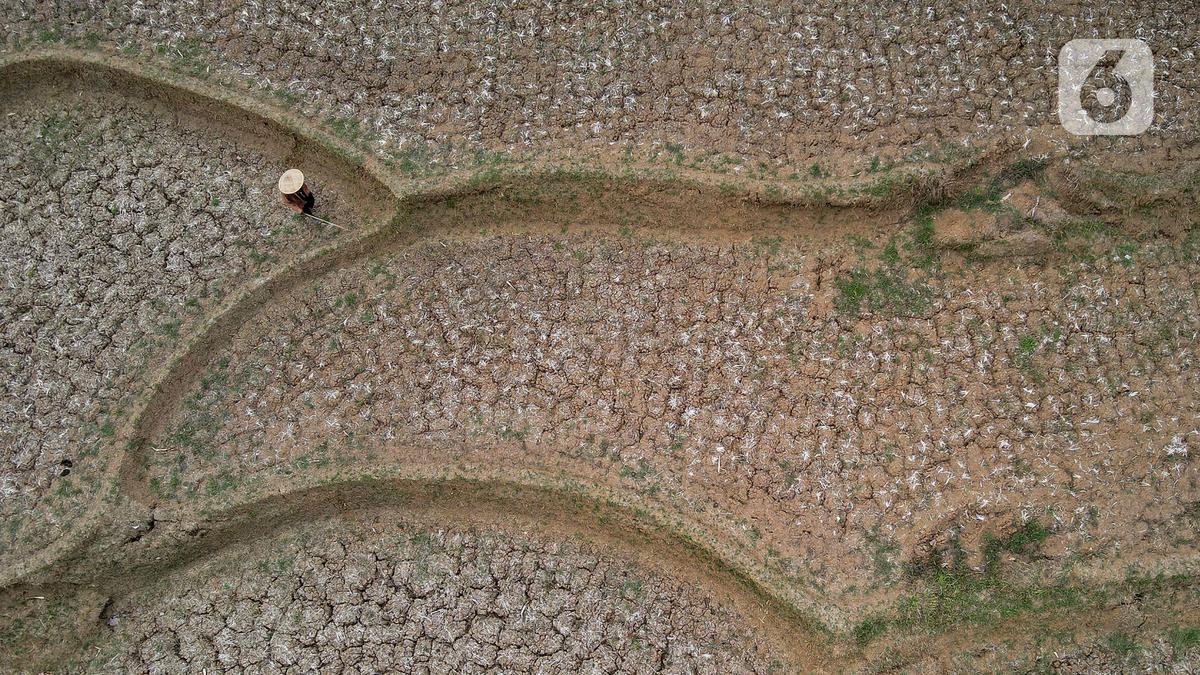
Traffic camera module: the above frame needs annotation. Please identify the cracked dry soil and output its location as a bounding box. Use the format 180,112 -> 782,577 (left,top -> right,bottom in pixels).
87,518 -> 781,674
7,1 -> 1199,175
0,85 -> 356,563
150,229 -> 1199,617
2,3 -> 1200,673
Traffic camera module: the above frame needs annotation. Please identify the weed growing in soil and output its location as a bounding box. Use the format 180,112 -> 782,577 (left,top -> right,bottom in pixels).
864,528 -> 899,582
853,520 -> 1076,647
1014,334 -> 1043,383
834,221 -> 935,318
1104,631 -> 1140,656
1167,626 -> 1200,657
1004,157 -> 1049,183
982,519 -> 1050,570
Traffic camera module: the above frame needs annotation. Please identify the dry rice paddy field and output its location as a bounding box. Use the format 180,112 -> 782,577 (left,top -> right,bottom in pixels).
1,2 -> 1199,672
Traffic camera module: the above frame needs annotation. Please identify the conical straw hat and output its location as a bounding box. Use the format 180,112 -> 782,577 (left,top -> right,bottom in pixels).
278,169 -> 305,195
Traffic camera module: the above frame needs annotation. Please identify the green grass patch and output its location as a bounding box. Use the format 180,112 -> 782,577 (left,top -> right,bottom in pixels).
983,518 -> 1050,570
854,615 -> 889,646
864,528 -> 899,580
834,216 -> 938,318
1004,157 -> 1049,182
834,267 -> 930,318
204,469 -> 239,497
1013,334 -> 1045,384
854,519 -> 1082,647
1167,626 -> 1200,657
1103,631 -> 1140,656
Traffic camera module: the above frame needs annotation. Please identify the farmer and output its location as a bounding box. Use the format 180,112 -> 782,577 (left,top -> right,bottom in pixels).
278,168 -> 316,215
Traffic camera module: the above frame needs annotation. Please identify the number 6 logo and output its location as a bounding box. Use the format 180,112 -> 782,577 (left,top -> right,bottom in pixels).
1058,39 -> 1154,136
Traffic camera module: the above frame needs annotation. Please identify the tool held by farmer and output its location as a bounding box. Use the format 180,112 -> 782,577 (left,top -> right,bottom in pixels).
277,169 -> 344,230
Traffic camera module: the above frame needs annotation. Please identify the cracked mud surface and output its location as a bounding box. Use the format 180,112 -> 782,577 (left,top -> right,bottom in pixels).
148,229 -> 1200,613
0,87 -> 350,560
87,518 -> 779,674
6,2 -> 1197,175
2,2 -> 1200,671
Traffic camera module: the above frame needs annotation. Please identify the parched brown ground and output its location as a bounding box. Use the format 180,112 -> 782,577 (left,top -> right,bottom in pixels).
2,3 -> 1200,672
81,517 -> 781,673
145,224 -> 1200,619
5,1 -> 1197,177
0,81 -> 368,565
